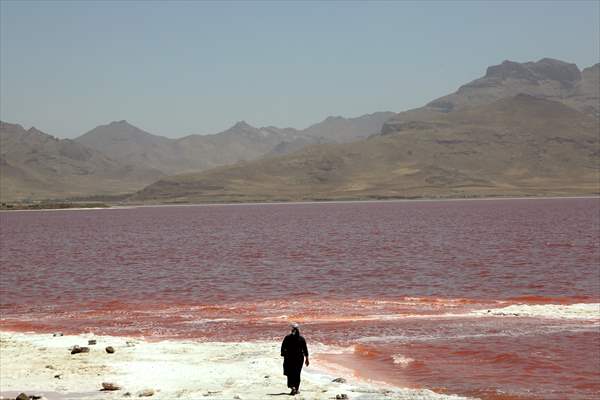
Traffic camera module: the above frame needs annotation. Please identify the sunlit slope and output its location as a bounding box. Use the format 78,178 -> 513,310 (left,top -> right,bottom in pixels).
382,59 -> 599,135
133,95 -> 599,202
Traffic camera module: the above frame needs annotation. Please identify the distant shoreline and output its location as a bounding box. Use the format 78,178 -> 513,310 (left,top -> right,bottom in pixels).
1,195 -> 598,212
0,202 -> 110,211
125,194 -> 600,208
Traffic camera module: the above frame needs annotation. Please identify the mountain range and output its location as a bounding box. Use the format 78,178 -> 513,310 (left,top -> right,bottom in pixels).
0,111 -> 393,201
133,58 -> 600,202
1,57 -> 598,203
382,58 -> 598,134
133,94 -> 599,202
0,122 -> 161,201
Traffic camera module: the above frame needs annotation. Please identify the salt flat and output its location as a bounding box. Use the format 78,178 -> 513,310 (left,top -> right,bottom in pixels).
0,332 -> 471,400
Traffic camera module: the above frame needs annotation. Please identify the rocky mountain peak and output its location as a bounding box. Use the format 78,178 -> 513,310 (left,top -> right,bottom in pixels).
27,126 -> 46,135
584,63 -> 600,71
87,120 -> 152,138
582,63 -> 600,77
0,121 -> 24,130
527,58 -> 581,84
485,60 -> 539,81
231,120 -> 254,130
223,121 -> 261,137
484,58 -> 581,85
107,120 -> 134,128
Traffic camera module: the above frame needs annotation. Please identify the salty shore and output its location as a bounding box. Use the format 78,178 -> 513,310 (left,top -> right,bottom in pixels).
2,195 -> 598,213
0,331 -> 471,400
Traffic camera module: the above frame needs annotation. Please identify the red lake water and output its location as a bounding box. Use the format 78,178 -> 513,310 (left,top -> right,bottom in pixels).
1,198 -> 599,399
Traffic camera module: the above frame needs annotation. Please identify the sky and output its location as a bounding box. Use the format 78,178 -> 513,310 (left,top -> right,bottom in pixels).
1,0 -> 598,138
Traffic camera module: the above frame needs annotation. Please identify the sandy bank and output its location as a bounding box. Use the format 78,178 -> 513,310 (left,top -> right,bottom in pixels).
0,332 -> 472,400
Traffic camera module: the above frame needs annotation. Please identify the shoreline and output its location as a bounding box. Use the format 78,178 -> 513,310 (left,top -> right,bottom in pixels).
2,303 -> 597,398
1,195 -> 598,212
0,331 -> 472,400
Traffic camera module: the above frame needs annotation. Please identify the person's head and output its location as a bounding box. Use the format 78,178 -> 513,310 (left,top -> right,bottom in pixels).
291,322 -> 300,335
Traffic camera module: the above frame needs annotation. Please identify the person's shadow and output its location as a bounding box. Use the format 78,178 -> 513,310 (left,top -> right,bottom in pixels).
267,393 -> 291,396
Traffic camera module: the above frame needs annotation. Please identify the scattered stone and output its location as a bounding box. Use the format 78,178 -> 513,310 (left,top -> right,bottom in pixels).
52,332 -> 63,337
126,341 -> 136,347
233,395 -> 241,400
335,395 -> 348,400
88,339 -> 97,345
332,377 -> 346,383
70,345 -> 90,354
16,394 -> 28,400
101,382 -> 121,391
138,389 -> 154,397
105,346 -> 115,353
54,374 -> 62,379
263,375 -> 270,378
30,396 -> 43,400
124,393 -> 132,397
44,365 -> 55,369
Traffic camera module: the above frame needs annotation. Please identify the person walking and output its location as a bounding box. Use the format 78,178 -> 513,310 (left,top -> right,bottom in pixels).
281,323 -> 309,395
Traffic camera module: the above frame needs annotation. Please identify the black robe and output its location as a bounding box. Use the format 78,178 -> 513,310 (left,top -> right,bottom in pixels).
281,332 -> 309,389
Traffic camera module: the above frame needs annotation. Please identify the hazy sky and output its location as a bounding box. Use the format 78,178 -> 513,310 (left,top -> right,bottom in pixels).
1,0 -> 598,138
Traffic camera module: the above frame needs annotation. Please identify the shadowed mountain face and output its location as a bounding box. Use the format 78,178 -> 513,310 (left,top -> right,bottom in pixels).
382,58 -> 599,134
0,122 -> 162,201
133,95 -> 599,202
74,113 -> 394,175
76,120 -> 298,174
1,111 -> 393,201
302,112 -> 395,142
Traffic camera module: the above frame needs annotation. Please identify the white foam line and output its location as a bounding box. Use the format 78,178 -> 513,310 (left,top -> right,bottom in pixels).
266,303 -> 600,324
356,321 -> 600,345
468,303 -> 600,319
0,331 -> 475,400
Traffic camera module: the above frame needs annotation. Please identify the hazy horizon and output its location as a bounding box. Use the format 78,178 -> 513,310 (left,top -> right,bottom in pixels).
1,0 -> 598,139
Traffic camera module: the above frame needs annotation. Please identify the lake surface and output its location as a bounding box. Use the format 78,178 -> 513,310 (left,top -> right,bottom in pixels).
1,198 -> 599,399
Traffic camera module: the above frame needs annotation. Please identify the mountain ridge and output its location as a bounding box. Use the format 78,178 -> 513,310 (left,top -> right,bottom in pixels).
72,111 -> 394,175
133,94 -> 599,202
0,121 -> 162,201
382,58 -> 599,135
2,57 -> 598,202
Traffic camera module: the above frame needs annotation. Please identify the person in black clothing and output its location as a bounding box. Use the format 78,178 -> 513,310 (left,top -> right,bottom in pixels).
281,323 -> 309,395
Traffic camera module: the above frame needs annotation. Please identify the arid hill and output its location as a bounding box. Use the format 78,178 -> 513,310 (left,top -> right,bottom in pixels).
382,58 -> 599,134
133,95 -> 599,202
0,122 -> 162,201
75,113 -> 394,175
1,112 -> 393,201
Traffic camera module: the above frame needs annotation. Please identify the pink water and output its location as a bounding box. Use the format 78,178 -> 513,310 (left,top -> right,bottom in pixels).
1,198 -> 599,399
